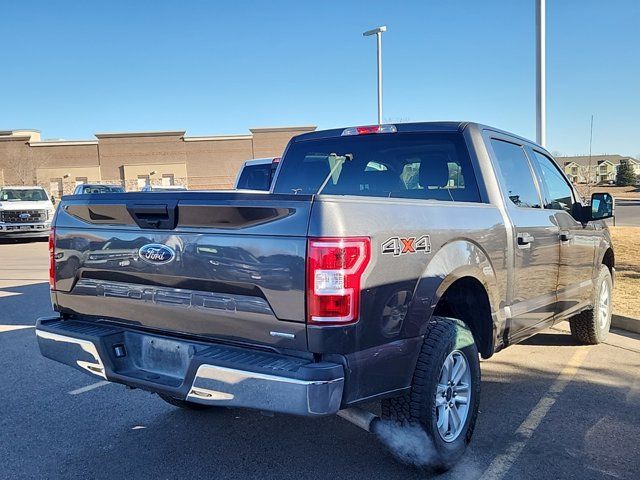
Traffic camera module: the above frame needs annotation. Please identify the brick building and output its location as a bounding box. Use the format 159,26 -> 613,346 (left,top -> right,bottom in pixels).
0,126 -> 315,198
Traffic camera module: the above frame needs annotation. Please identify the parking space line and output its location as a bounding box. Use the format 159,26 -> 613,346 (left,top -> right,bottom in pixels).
0,291 -> 21,298
68,381 -> 110,395
480,347 -> 590,480
0,325 -> 34,333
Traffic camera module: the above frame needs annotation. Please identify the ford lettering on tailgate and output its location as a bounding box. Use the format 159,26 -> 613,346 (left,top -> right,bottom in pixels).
138,244 -> 176,265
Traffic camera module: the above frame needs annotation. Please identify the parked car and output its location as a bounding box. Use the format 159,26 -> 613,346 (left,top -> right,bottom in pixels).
140,185 -> 188,192
73,184 -> 125,195
234,157 -> 280,191
0,186 -> 55,239
36,122 -> 614,470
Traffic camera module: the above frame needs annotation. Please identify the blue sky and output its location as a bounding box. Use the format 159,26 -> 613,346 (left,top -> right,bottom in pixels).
1,0 -> 638,156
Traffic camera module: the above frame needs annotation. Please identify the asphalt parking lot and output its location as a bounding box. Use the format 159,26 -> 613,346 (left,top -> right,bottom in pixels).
1,240 -> 639,479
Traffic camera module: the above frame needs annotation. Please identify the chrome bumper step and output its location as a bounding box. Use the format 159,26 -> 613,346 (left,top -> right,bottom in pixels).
36,316 -> 344,416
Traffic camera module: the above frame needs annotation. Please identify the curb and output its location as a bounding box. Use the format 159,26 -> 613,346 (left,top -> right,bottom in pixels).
612,314 -> 640,335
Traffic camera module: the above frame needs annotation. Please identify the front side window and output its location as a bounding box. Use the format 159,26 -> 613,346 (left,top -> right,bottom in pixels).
490,139 -> 541,208
274,132 -> 481,202
531,151 -> 574,213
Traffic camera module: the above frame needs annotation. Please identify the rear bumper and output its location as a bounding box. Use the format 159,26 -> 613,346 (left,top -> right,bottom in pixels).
36,316 -> 344,416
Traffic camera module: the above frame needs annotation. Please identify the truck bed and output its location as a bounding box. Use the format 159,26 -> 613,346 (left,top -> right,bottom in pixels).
51,192 -> 313,351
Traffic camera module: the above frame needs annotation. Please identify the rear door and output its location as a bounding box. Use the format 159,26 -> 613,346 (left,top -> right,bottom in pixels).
52,192 -> 311,350
526,148 -> 597,316
487,135 -> 560,340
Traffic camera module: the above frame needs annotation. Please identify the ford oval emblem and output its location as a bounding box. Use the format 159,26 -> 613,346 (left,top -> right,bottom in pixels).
19,213 -> 31,219
138,244 -> 176,265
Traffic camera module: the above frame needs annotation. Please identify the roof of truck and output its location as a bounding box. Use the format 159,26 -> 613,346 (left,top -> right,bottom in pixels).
293,122 -> 467,142
292,121 -> 540,150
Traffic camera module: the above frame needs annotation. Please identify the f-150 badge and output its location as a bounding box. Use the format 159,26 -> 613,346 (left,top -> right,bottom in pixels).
382,235 -> 431,256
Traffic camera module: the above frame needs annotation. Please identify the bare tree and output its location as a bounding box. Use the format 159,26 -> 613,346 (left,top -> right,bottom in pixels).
1,141 -> 40,185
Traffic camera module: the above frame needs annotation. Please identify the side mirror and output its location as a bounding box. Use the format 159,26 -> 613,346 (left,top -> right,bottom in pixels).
586,192 -> 614,221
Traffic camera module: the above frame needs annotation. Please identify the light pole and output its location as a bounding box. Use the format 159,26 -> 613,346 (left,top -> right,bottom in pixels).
536,0 -> 546,147
363,25 -> 387,125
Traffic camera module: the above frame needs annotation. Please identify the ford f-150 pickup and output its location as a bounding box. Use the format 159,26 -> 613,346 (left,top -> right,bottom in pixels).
36,122 -> 615,469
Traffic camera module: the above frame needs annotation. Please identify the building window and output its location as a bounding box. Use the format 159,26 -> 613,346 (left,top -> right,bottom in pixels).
599,165 -> 607,174
75,177 -> 88,186
137,175 -> 150,190
161,174 -> 175,186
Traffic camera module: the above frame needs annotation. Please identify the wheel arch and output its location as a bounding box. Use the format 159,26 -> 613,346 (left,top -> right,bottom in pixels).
601,247 -> 614,276
416,239 -> 505,358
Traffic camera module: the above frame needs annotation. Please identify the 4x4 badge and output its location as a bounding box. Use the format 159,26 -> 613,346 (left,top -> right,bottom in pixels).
382,235 -> 431,256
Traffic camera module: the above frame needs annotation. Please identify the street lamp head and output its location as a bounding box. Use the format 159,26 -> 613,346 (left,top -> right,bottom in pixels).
363,25 -> 387,36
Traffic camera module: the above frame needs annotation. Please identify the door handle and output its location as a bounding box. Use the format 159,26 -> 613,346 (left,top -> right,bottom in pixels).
559,231 -> 574,242
517,232 -> 535,248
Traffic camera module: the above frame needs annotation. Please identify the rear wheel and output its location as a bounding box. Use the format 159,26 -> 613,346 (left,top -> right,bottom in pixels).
158,393 -> 217,411
381,316 -> 480,471
569,266 -> 613,345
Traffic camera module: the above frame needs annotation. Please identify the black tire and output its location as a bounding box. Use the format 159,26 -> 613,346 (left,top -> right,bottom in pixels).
158,393 -> 217,411
569,265 -> 613,345
381,316 -> 481,471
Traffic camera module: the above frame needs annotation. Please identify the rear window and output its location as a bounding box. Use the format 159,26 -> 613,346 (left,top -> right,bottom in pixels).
236,163 -> 276,191
273,132 -> 481,202
80,185 -> 125,194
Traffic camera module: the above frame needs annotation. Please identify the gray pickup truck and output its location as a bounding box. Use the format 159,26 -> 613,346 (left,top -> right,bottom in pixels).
37,122 -> 614,469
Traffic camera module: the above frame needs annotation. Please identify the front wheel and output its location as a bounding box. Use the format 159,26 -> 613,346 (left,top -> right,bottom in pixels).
569,265 -> 613,345
381,316 -> 480,471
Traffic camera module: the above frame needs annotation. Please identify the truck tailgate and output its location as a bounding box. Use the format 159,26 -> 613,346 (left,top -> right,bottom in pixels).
52,192 -> 311,350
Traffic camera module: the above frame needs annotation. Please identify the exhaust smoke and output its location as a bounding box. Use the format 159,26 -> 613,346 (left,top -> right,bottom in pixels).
337,409 -> 436,467
337,408 -> 481,476
371,420 -> 436,468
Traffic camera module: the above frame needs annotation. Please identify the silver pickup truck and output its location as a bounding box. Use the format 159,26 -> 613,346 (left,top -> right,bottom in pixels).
36,122 -> 614,470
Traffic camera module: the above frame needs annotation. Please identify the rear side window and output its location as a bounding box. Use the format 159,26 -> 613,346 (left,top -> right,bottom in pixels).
490,139 -> 541,208
236,163 -> 274,190
530,151 -> 574,213
273,132 -> 481,202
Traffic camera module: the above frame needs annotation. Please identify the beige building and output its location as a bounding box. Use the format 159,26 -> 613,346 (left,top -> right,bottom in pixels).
0,126 -> 316,198
559,154 -> 640,185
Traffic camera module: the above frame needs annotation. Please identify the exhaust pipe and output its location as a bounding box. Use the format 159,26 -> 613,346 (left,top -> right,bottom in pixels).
338,407 -> 437,468
337,407 -> 381,434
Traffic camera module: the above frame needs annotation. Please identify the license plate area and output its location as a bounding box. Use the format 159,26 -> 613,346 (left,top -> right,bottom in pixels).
108,332 -> 195,386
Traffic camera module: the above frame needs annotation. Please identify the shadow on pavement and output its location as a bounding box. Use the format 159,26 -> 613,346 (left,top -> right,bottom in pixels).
0,281 -> 53,324
0,237 -> 48,245
520,332 -> 578,347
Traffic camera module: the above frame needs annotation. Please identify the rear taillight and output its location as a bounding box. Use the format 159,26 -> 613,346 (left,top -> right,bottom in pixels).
307,237 -> 371,325
341,124 -> 397,136
48,228 -> 56,290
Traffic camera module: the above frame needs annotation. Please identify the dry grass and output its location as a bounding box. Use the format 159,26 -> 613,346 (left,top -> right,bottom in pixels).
575,185 -> 640,199
609,226 -> 640,318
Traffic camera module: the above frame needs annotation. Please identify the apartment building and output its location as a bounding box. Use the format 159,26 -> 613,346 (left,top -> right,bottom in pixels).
559,154 -> 640,184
